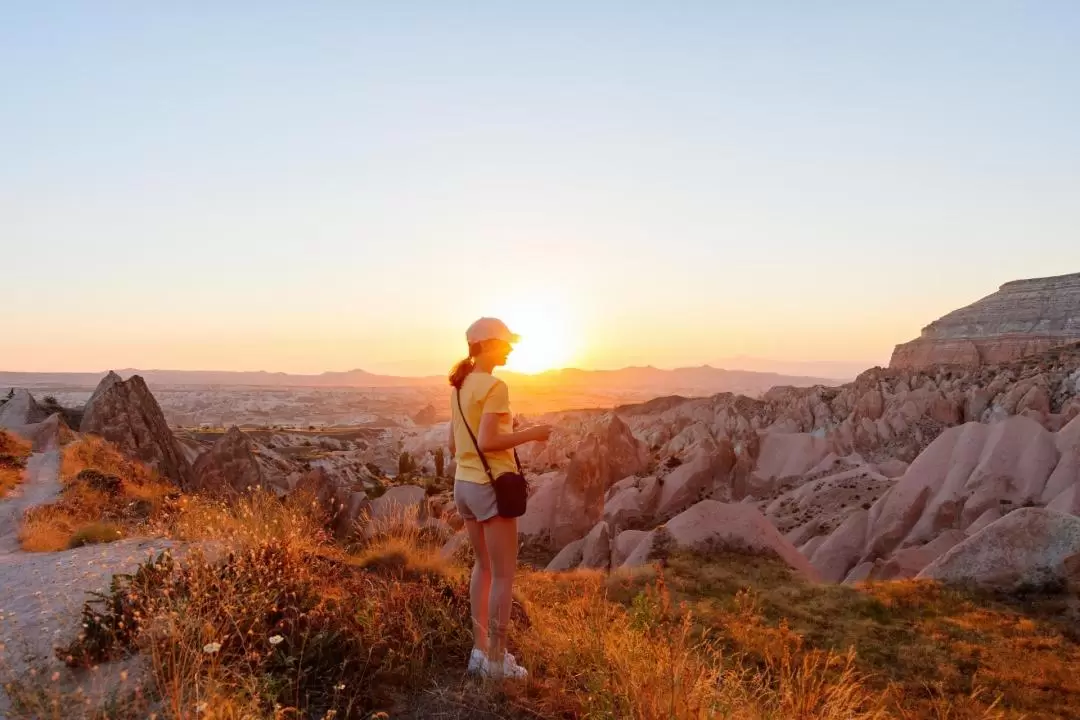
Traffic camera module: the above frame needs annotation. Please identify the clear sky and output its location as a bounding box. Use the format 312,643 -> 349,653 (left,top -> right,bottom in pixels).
3,2 -> 1078,375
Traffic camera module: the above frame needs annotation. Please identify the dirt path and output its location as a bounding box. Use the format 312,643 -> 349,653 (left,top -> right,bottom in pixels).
0,427 -> 181,716
0,448 -> 61,553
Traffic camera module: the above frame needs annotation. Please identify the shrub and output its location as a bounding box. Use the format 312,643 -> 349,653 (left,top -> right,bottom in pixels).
0,429 -> 32,498
68,521 -> 125,548
398,450 -> 415,476
61,542 -> 474,718
19,436 -> 175,551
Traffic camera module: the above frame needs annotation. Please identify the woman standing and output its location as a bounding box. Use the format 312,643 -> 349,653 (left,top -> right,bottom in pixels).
448,317 -> 551,679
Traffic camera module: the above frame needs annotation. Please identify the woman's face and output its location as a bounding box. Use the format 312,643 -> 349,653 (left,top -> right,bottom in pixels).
479,339 -> 514,367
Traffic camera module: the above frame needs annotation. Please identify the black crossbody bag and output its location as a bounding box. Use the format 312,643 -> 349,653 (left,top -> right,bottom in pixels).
455,388 -> 529,517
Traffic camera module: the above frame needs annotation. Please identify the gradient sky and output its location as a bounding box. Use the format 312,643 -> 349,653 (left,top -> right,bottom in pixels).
3,2 -> 1079,375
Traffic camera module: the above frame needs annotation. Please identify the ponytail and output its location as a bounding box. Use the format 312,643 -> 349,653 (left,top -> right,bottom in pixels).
449,343 -> 484,388
449,357 -> 474,389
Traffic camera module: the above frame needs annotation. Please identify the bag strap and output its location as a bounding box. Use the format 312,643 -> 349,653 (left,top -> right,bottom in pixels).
455,385 -> 524,480
456,387 -> 495,483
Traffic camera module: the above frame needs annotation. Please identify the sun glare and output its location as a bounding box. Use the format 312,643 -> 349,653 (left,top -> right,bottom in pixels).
500,303 -> 577,374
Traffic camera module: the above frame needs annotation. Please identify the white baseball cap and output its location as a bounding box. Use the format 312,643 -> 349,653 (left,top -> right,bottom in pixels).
466,317 -> 520,346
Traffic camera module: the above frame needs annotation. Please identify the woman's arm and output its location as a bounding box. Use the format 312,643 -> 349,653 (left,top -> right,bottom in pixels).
447,423 -> 456,457
478,413 -> 551,453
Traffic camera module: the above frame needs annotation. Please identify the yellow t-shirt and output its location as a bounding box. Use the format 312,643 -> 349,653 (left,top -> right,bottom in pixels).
452,371 -> 517,484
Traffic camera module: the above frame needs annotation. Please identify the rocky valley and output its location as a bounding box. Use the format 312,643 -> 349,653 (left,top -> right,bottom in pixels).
1,273 -> 1080,718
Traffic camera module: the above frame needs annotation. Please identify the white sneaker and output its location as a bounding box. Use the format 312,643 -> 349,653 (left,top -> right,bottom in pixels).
482,651 -> 528,680
467,648 -> 487,674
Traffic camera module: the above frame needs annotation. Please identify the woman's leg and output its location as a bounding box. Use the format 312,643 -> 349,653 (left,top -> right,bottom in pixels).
463,518 -> 491,653
482,515 -> 519,663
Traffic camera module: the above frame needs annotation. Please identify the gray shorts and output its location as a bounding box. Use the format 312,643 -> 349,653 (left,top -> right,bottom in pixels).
454,480 -> 499,522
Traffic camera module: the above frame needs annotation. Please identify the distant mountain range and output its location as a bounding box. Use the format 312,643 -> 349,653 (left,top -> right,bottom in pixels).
1,364 -> 852,394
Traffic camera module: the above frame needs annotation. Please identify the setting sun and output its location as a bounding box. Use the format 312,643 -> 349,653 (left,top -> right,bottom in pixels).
499,302 -> 579,374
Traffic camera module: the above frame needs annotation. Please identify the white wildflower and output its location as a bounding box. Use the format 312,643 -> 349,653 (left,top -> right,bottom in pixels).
202,642 -> 221,654
269,635 -> 284,646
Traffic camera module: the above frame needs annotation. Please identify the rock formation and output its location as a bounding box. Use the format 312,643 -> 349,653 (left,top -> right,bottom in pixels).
0,389 -> 47,429
517,341 -> 1080,581
189,426 -> 296,497
891,273 -> 1080,370
609,500 -> 819,578
917,508 -> 1080,590
805,413 -> 1080,583
80,372 -> 191,486
519,415 -> 649,549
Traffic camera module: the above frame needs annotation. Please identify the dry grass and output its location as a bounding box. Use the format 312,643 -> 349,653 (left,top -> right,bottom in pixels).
18,436 -> 176,552
0,429 -> 32,498
627,549 -> 1080,719
15,476 -> 1078,718
49,495 -> 887,720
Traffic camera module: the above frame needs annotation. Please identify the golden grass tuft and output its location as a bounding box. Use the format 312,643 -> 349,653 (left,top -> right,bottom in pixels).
18,436 -> 176,552
0,429 -> 32,498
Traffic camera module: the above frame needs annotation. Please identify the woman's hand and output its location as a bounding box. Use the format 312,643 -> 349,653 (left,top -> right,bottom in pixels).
478,415 -> 552,452
525,424 -> 553,443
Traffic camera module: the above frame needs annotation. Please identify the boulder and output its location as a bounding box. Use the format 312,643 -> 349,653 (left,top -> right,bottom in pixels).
579,521 -> 612,569
663,500 -> 819,579
622,529 -> 660,567
189,426 -> 294,497
917,508 -> 1080,590
612,529 -> 651,567
80,372 -> 191,486
440,531 -> 469,561
0,389 -> 46,428
602,475 -> 661,530
869,529 -> 967,581
370,485 -> 428,522
546,538 -> 585,571
518,472 -> 593,549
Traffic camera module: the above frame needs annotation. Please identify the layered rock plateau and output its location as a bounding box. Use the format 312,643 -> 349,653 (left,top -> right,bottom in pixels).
891,272 -> 1080,370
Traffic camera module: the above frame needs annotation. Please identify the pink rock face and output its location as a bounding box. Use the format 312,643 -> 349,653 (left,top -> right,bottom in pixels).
809,510 -> 868,582
654,443 -> 735,520
603,476 -> 660,530
890,273 -> 1080,370
863,416 -> 1062,560
753,433 -> 833,487
517,472 -> 591,549
663,500 -> 820,579
917,508 -> 1080,590
612,529 -> 651,567
579,521 -> 613,569
546,537 -> 585,571
869,529 -> 967,581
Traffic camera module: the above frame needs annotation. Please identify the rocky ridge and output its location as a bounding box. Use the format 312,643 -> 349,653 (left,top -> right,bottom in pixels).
507,343 -> 1080,586
891,273 -> 1080,370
